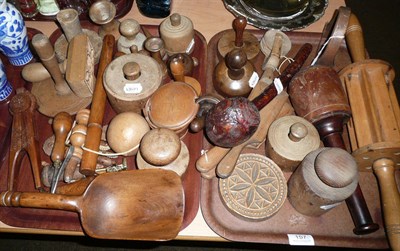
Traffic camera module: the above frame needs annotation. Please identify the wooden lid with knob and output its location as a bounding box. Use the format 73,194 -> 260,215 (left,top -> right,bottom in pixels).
117,19 -> 146,53
160,13 -> 195,55
266,115 -> 321,171
104,54 -> 162,114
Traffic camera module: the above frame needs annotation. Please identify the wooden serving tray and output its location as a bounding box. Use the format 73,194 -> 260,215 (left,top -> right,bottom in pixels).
0,25 -> 206,233
22,0 -> 133,21
200,29 -> 399,249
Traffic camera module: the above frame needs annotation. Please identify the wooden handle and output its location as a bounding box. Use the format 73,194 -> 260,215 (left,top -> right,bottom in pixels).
51,112 -> 73,164
31,34 -> 71,95
373,158 -> 400,251
80,35 -> 115,176
170,59 -> 185,82
195,146 -> 230,174
252,43 -> 312,110
345,13 -> 366,62
0,191 -> 78,212
262,33 -> 283,87
233,16 -> 246,47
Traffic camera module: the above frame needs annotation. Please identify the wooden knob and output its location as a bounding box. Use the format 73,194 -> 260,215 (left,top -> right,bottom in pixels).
75,109 -> 90,126
51,112 -> 73,163
120,19 -> 140,40
233,16 -> 247,47
170,59 -> 185,82
170,13 -> 181,26
69,124 -> 87,148
168,53 -> 195,77
289,122 -> 308,142
123,62 -> 140,80
315,148 -> 358,188
140,128 -> 181,166
226,48 -> 247,80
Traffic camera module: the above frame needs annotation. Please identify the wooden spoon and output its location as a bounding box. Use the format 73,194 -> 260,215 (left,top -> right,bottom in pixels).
0,169 -> 184,241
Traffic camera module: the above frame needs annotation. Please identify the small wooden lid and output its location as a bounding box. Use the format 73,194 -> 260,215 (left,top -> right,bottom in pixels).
267,115 -> 320,161
136,140 -> 189,177
139,128 -> 181,166
104,54 -> 162,101
219,153 -> 287,221
145,82 -> 199,130
315,148 -> 358,188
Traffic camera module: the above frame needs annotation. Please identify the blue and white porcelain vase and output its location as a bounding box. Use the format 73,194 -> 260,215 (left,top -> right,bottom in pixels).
0,0 -> 33,66
0,58 -> 12,101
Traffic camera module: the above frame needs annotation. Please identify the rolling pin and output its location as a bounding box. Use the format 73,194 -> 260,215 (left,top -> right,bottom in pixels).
31,34 -> 71,95
80,34 -> 115,176
339,13 -> 400,249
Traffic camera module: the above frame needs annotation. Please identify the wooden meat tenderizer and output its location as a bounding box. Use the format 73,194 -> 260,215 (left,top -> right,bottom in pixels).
65,33 -> 96,98
8,88 -> 42,191
340,13 -> 400,250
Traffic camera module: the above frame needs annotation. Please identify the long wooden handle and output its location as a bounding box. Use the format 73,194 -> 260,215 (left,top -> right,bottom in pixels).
373,158 -> 400,251
196,147 -> 230,175
260,33 -> 283,89
0,191 -> 79,212
31,34 -> 71,95
80,35 -> 115,176
233,16 -> 246,47
345,13 -> 366,62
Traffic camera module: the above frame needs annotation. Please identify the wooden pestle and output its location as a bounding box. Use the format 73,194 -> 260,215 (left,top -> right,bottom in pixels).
289,65 -> 379,235
80,35 -> 115,176
31,34 -> 71,95
340,14 -> 400,248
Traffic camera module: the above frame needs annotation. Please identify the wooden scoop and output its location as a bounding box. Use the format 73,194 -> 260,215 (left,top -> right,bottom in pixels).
1,169 -> 184,240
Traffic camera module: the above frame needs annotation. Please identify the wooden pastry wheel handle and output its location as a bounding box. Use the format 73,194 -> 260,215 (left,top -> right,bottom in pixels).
345,13 -> 366,62
51,112 -> 73,164
373,158 -> 400,251
233,16 -> 246,48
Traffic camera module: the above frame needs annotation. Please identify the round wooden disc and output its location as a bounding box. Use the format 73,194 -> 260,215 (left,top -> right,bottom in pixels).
267,115 -> 320,162
136,141 -> 189,177
217,30 -> 260,60
219,153 -> 287,221
31,78 -> 92,117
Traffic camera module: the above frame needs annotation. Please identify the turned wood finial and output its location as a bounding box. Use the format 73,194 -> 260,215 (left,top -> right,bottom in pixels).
123,62 -> 141,81
226,48 -> 247,80
170,13 -> 181,26
233,16 -> 247,48
288,122 -> 308,142
120,19 -> 140,40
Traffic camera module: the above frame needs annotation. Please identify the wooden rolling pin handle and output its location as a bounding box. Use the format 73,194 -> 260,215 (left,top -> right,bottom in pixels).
345,13 -> 366,63
233,16 -> 246,48
51,112 -> 73,164
216,142 -> 247,179
373,158 -> 400,251
80,35 -> 115,177
31,34 -> 71,95
262,34 -> 283,83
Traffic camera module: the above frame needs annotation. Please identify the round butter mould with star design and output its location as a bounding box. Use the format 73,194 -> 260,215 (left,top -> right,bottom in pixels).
219,153 -> 287,221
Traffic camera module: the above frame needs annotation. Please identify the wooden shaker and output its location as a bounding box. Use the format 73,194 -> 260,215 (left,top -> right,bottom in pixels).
266,115 -> 321,172
288,147 -> 359,217
159,13 -> 194,55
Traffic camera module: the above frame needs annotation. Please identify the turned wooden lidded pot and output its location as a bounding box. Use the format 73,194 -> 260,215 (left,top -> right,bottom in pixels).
103,53 -> 162,114
213,48 -> 256,98
143,82 -> 199,137
287,147 -> 359,217
159,13 -> 195,55
266,115 -> 321,172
